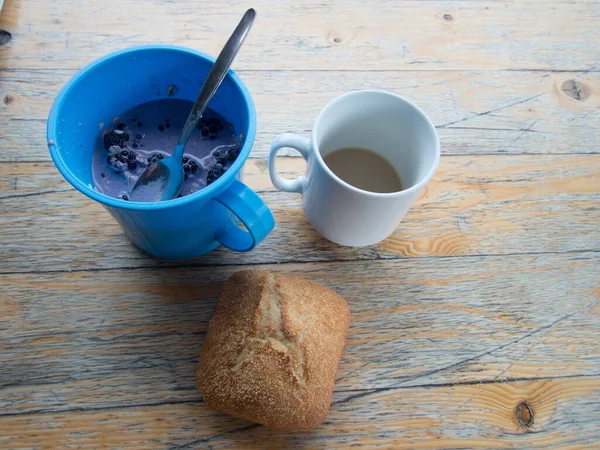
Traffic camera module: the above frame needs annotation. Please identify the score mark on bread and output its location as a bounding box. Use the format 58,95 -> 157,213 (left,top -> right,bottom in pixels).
232,273 -> 307,393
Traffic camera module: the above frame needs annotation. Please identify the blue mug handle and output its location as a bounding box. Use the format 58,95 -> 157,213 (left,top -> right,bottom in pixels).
215,179 -> 275,251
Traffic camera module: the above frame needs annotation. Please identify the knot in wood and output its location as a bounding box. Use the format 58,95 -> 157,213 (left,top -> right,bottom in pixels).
516,401 -> 534,428
443,14 -> 453,21
561,79 -> 590,101
0,30 -> 12,46
3,94 -> 15,105
327,31 -> 346,46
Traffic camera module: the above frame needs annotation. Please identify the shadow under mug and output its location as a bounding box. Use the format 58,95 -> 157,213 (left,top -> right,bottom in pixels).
47,44 -> 275,259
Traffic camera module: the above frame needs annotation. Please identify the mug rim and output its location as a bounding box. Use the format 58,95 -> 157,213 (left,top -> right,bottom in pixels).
47,44 -> 257,211
311,89 -> 441,198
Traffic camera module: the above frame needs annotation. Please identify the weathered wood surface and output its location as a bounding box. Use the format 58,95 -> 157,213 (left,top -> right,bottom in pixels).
2,70 -> 600,162
2,377 -> 600,449
1,155 -> 599,272
1,0 -> 600,71
1,0 -> 600,448
2,253 -> 599,416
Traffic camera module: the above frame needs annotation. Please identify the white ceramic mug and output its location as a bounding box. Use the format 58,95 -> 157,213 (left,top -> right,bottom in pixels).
268,90 -> 440,247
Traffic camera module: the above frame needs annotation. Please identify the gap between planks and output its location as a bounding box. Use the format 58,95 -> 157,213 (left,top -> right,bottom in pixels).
2,373 -> 599,419
1,249 -> 598,276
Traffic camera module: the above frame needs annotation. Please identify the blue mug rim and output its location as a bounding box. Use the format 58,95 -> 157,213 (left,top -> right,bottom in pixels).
47,44 -> 257,211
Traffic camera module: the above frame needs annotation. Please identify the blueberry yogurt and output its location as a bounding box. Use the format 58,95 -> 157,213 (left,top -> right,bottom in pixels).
91,98 -> 242,201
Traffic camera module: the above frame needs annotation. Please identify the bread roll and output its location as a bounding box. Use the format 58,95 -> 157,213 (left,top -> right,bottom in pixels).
197,269 -> 350,431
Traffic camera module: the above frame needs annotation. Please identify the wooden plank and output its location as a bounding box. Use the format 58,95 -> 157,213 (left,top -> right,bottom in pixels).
2,377 -> 599,449
1,1 -> 600,72
1,253 -> 598,414
1,69 -> 599,162
1,155 -> 599,272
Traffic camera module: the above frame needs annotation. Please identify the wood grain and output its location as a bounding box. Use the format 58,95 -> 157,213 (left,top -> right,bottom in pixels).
2,69 -> 599,162
1,1 -> 600,72
2,377 -> 600,449
1,0 -> 600,447
1,155 -> 598,272
1,253 -> 599,415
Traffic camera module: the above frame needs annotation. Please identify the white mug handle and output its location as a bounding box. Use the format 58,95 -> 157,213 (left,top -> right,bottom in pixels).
268,133 -> 311,193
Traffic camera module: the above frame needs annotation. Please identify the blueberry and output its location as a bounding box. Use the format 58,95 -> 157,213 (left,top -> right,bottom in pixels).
208,169 -> 215,177
209,124 -> 218,134
101,172 -> 106,178
190,165 -> 198,174
227,149 -> 239,161
128,152 -> 136,160
103,131 -> 126,150
107,155 -> 115,164
116,123 -> 126,131
148,153 -> 164,165
201,128 -> 209,137
158,154 -> 165,160
182,157 -> 189,164
137,122 -> 143,127
177,194 -> 183,198
132,142 -> 138,148
210,135 -> 216,140
128,161 -> 137,170
122,194 -> 129,200
157,124 -> 165,132
183,164 -> 190,173
121,150 -> 129,157
114,130 -> 130,141
165,122 -> 171,129
136,134 -> 142,140
207,174 -> 215,184
213,163 -> 223,172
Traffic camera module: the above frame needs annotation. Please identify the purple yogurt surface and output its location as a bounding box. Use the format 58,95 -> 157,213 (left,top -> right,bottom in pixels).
91,98 -> 242,201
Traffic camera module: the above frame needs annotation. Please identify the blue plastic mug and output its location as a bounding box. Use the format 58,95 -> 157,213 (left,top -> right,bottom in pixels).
48,45 -> 275,259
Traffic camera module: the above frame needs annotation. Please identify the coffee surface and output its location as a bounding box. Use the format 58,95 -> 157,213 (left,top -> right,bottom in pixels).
323,147 -> 402,194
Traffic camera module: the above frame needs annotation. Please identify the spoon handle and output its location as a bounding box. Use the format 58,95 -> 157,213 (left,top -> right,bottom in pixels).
173,8 -> 256,160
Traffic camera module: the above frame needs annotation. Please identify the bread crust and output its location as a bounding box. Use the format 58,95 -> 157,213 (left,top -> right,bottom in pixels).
197,270 -> 350,431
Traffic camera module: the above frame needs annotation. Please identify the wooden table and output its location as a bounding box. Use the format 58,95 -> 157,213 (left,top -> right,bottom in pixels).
1,1 -> 599,448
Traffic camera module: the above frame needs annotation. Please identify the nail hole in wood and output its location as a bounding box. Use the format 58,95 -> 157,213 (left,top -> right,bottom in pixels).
516,401 -> 534,428
3,94 -> 15,105
561,79 -> 590,101
443,14 -> 453,21
0,30 -> 12,46
333,37 -> 341,43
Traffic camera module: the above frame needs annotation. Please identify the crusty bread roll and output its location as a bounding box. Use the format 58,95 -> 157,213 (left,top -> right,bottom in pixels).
197,269 -> 350,431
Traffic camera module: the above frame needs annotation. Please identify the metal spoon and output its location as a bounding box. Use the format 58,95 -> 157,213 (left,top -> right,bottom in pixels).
130,8 -> 256,202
